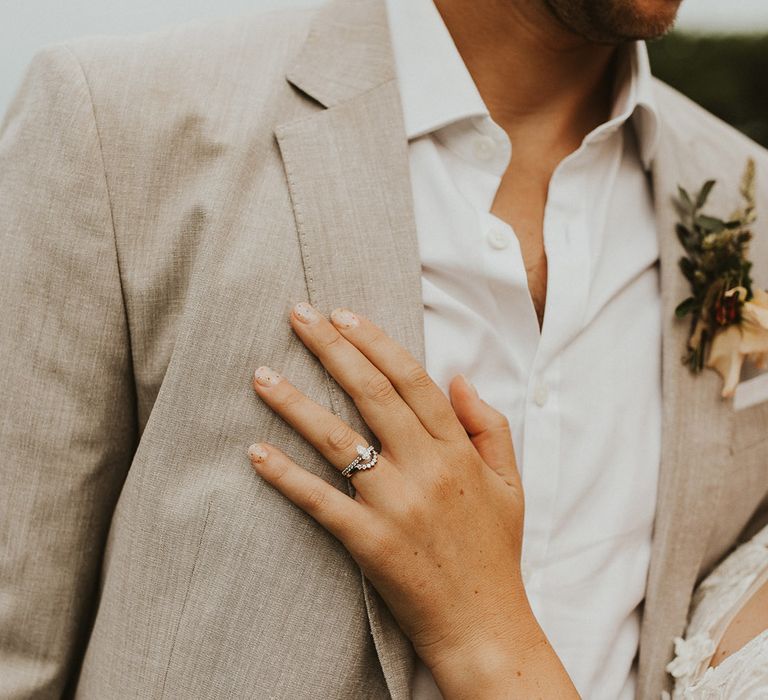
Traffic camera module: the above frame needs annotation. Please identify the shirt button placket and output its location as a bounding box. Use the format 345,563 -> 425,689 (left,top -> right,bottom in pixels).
473,135 -> 496,161
486,227 -> 509,250
521,357 -> 561,576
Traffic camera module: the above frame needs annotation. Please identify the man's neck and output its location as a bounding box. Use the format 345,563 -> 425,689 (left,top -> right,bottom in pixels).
433,0 -> 620,154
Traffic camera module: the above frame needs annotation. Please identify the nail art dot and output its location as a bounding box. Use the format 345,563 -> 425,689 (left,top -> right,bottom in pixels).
331,308 -> 359,329
248,443 -> 269,463
254,366 -> 282,386
293,302 -> 319,324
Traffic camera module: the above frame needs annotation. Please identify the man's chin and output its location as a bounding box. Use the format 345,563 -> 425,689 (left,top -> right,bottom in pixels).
542,0 -> 682,44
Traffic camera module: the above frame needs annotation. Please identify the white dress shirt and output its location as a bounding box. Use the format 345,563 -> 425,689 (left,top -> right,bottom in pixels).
384,1 -> 663,698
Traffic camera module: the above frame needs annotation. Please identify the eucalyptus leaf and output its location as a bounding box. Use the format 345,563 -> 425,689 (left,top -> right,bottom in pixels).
696,215 -> 726,233
675,297 -> 697,318
679,256 -> 696,282
676,223 -> 692,248
678,186 -> 693,212
696,180 -> 716,209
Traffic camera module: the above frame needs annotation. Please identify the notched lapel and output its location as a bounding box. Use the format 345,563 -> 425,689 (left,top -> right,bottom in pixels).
638,117 -> 736,698
275,2 -> 423,696
274,86 -> 424,367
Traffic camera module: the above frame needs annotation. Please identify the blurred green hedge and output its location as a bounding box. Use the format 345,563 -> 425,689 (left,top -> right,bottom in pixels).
648,33 -> 768,148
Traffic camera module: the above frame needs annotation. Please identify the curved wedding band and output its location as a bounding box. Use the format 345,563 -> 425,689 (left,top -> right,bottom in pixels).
341,444 -> 379,478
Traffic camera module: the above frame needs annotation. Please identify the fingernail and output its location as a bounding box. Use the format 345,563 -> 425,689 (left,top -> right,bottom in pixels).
459,374 -> 478,397
330,308 -> 359,329
293,301 -> 320,324
248,443 -> 269,464
254,366 -> 282,387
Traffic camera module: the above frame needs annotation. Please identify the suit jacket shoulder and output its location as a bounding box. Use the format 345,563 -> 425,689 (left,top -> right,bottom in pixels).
652,76 -> 768,163
35,9 -> 321,426
65,7 -> 316,107
652,76 -> 768,287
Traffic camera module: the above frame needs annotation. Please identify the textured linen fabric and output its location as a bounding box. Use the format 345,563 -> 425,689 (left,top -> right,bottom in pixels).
0,44 -> 139,697
0,1 -> 766,698
385,1 -> 661,697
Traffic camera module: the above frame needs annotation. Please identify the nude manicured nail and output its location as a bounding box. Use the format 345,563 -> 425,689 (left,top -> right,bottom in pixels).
254,366 -> 282,386
293,302 -> 320,324
248,443 -> 269,463
330,308 -> 359,329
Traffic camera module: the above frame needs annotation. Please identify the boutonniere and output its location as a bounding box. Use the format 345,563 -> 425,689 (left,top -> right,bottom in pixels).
675,158 -> 768,398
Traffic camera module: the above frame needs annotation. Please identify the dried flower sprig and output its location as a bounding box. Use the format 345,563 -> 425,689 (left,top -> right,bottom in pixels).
674,158 -> 768,397
675,159 -> 756,375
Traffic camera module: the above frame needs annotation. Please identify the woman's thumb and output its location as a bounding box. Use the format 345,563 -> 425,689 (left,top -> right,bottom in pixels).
449,374 -> 519,487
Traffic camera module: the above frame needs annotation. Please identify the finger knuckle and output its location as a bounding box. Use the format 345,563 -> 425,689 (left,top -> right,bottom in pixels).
366,326 -> 387,347
304,487 -> 327,513
404,364 -> 433,390
269,460 -> 291,485
488,415 -> 512,438
490,415 -> 511,434
362,372 -> 398,405
318,332 -> 345,353
276,388 -> 303,411
325,422 -> 358,453
426,470 -> 461,502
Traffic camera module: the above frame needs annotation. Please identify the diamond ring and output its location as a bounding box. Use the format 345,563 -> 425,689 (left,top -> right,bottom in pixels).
341,444 -> 379,478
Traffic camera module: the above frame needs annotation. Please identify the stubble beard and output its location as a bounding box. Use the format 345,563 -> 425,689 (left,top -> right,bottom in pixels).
541,0 -> 679,43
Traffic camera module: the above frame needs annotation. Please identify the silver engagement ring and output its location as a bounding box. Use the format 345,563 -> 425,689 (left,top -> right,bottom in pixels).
341,444 -> 379,478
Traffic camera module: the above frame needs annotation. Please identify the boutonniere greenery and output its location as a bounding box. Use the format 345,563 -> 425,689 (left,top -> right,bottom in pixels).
675,158 -> 768,398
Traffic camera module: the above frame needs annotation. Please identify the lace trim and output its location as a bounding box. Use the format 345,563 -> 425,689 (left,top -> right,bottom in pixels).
666,524 -> 768,697
667,629 -> 768,699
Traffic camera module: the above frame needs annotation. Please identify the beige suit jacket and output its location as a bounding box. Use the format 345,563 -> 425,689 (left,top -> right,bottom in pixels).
1,1 -> 766,697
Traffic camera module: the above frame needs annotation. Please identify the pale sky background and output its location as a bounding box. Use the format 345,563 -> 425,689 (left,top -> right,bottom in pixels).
1,0 -> 768,115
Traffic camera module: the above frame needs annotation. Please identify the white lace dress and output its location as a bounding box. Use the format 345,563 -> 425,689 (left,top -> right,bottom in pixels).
664,524 -> 768,699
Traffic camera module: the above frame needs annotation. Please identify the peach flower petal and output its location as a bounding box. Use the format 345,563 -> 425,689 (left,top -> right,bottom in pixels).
707,288 -> 768,397
707,325 -> 746,398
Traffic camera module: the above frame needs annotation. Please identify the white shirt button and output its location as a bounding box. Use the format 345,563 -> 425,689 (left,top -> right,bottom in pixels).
533,382 -> 549,407
486,227 -> 509,250
472,135 -> 496,161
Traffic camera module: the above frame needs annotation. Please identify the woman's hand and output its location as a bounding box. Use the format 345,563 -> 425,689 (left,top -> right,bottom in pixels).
247,302 -> 578,698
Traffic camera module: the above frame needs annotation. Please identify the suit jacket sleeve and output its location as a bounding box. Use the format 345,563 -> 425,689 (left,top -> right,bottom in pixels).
0,44 -> 137,697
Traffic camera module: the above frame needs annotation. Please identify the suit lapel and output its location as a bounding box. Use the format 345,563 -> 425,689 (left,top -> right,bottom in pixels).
276,1 -> 422,697
637,106 -> 734,698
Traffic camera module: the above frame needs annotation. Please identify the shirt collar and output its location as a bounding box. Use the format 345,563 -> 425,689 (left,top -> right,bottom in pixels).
385,0 -> 661,169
